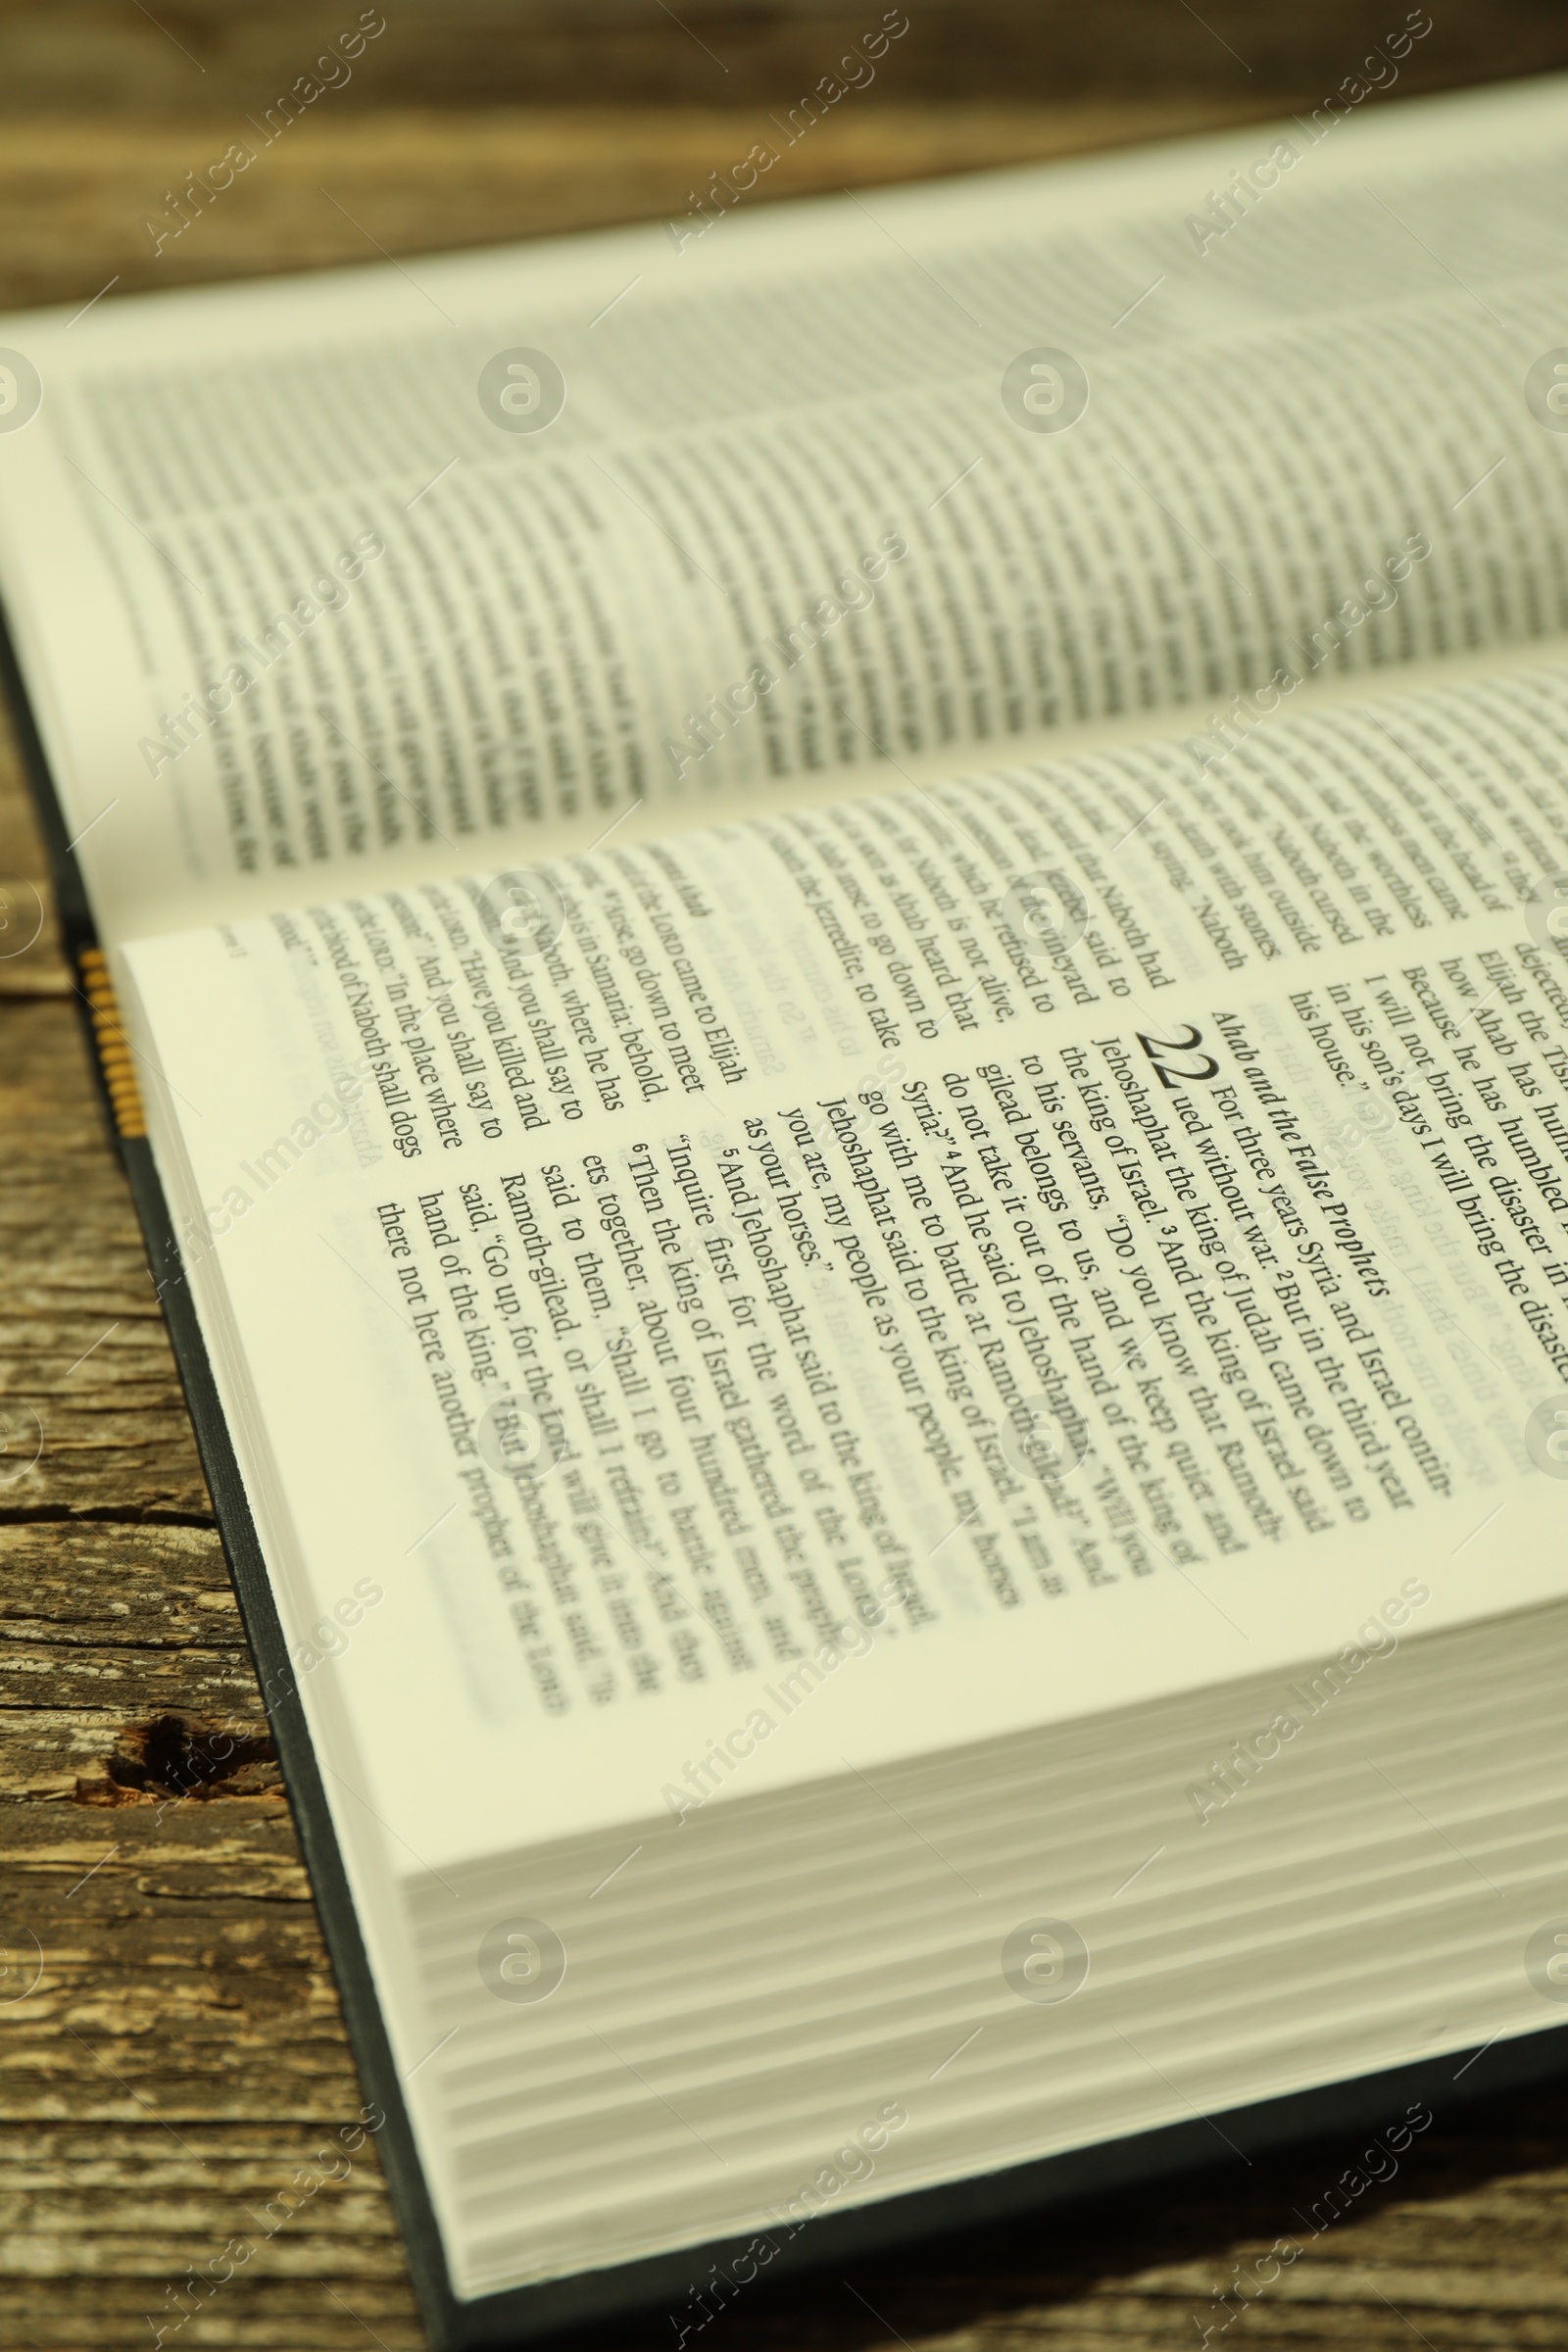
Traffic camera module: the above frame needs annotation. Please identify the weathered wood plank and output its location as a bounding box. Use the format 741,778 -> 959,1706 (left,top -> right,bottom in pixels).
4,0 -> 1553,116
0,1002 -> 210,1519
0,1517 -> 421,2347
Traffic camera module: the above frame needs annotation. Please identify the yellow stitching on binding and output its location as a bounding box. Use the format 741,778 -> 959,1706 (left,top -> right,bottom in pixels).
77,949 -> 146,1139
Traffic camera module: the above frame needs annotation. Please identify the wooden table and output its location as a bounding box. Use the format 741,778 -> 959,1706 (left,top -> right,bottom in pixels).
6,93 -> 1568,2352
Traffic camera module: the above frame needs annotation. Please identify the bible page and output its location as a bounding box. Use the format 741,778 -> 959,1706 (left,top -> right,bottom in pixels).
3,72 -> 1568,943
117,645 -> 1568,1875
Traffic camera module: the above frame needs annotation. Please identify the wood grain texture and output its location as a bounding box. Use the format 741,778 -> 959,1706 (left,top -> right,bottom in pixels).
0,0 -> 1562,115
5,69 -> 1568,2352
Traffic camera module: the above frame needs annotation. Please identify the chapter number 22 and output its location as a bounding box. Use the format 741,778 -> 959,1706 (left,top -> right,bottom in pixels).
1136,1022 -> 1220,1090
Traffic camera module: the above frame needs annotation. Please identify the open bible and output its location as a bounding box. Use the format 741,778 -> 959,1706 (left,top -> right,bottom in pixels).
8,64 -> 1568,2347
